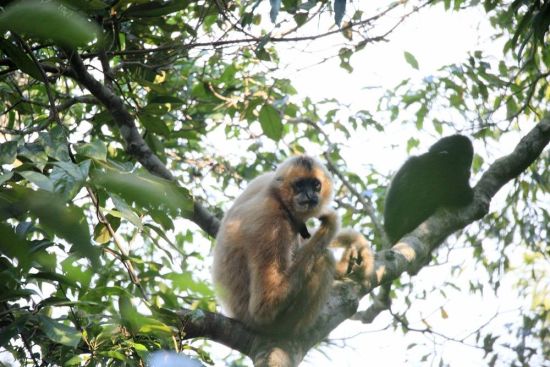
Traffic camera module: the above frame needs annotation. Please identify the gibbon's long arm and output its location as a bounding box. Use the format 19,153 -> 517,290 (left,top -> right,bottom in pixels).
247,211 -> 339,325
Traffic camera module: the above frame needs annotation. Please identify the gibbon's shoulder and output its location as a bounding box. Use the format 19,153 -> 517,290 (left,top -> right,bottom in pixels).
222,173 -> 280,225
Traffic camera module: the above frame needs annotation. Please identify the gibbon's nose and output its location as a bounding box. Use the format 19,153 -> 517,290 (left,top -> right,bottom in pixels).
305,196 -> 319,207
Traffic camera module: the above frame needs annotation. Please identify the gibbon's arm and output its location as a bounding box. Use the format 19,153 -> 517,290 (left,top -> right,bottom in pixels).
247,211 -> 338,326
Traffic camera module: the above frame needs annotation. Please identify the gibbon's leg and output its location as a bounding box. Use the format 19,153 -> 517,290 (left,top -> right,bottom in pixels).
247,211 -> 339,332
275,249 -> 335,334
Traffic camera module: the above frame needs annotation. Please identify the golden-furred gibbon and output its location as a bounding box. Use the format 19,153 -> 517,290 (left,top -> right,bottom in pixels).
212,155 -> 339,335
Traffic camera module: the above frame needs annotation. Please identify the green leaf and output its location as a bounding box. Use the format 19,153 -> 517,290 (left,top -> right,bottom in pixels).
165,272 -> 214,296
259,104 -> 283,141
13,187 -> 99,266
29,271 -> 79,289
0,289 -> 38,303
149,95 -> 185,104
93,214 -> 120,244
18,143 -> 48,171
39,315 -> 81,348
50,160 -> 90,200
0,0 -> 100,47
107,196 -> 142,229
39,126 -> 70,161
0,140 -> 18,165
404,51 -> 419,70
0,223 -> 31,268
18,171 -> 54,192
139,113 -> 170,136
64,354 -> 90,366
93,171 -> 194,218
0,172 -> 13,186
124,1 -> 190,17
0,38 -> 43,80
76,140 -> 107,161
506,97 -> 518,119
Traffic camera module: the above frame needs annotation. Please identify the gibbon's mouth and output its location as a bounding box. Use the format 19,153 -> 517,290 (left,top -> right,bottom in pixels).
296,199 -> 319,210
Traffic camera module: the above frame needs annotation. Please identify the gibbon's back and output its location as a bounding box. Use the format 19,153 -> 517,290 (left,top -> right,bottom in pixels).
212,172 -> 281,322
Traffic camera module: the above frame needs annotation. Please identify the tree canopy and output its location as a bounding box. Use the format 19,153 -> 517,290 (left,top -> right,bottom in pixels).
0,0 -> 549,366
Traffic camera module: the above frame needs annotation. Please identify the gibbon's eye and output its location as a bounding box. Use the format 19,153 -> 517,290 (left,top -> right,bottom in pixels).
292,180 -> 304,191
313,179 -> 321,192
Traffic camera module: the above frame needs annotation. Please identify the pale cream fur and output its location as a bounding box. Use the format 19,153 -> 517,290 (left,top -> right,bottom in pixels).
212,156 -> 339,335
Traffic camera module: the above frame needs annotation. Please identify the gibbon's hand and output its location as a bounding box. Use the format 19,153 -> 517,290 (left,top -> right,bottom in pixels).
315,210 -> 340,244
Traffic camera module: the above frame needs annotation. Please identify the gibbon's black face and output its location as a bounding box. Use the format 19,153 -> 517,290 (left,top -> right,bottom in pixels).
292,177 -> 322,213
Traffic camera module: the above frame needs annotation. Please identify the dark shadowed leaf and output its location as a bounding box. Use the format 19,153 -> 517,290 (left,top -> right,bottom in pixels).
0,38 -> 43,80
0,172 -> 13,186
149,95 -> 185,104
334,0 -> 346,26
0,141 -> 18,165
18,171 -> 54,192
50,160 -> 90,200
0,0 -> 100,47
270,0 -> 281,22
0,223 -> 31,268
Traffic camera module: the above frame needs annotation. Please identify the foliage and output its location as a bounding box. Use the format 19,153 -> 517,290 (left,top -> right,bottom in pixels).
0,0 -> 548,366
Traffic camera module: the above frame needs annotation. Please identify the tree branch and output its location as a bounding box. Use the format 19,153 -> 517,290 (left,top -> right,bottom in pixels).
176,308 -> 254,356
63,49 -> 220,236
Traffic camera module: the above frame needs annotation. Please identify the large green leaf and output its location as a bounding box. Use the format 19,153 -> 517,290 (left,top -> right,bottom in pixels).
0,223 -> 31,268
93,170 -> 194,218
0,0 -> 100,47
50,160 -> 90,200
18,171 -> 54,192
12,187 -> 99,266
39,315 -> 81,348
76,140 -> 107,161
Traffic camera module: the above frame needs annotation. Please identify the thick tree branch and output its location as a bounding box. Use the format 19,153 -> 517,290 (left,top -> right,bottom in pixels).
176,308 -> 254,356
63,49 -> 220,236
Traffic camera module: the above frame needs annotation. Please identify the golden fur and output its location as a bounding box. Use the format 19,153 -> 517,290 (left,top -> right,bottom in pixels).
212,155 -> 339,335
330,229 -> 374,280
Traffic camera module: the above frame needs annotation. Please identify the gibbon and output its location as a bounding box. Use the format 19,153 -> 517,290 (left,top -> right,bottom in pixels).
384,134 -> 474,244
212,155 -> 339,335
